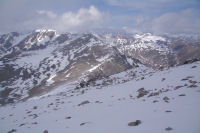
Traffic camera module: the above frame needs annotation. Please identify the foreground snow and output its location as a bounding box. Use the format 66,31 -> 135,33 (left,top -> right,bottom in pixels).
0,62 -> 200,133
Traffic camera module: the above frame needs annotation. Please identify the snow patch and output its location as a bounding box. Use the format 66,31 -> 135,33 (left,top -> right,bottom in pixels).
46,74 -> 56,85
88,64 -> 101,72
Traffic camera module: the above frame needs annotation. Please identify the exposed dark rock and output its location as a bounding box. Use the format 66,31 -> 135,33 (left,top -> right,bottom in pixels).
153,100 -> 159,103
80,122 -> 90,126
165,127 -> 173,131
95,101 -> 103,104
165,110 -> 172,113
191,66 -> 197,68
65,116 -> 72,119
32,122 -> 38,124
26,111 -> 31,114
161,78 -> 166,81
28,114 -> 38,119
174,85 -> 183,90
81,90 -> 85,94
137,88 -> 149,98
188,84 -> 198,88
148,90 -> 161,97
78,100 -> 90,106
163,96 -> 170,102
181,58 -> 200,65
179,94 -> 186,96
19,123 -> 25,127
43,130 -> 48,133
181,78 -> 188,81
7,129 -> 17,133
189,80 -> 197,84
128,120 -> 141,126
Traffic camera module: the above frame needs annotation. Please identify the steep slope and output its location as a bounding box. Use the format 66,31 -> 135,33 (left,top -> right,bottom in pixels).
168,39 -> 200,64
0,60 -> 200,133
0,31 -> 135,104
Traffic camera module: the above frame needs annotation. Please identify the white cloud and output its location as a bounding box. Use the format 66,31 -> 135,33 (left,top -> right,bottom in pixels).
152,8 -> 200,34
37,10 -> 57,19
105,0 -> 180,10
134,16 -> 145,25
27,5 -> 104,33
0,5 -> 104,34
122,26 -> 143,34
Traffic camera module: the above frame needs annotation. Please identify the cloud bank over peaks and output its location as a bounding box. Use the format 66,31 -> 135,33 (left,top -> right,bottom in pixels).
22,5 -> 105,33
151,8 -> 200,34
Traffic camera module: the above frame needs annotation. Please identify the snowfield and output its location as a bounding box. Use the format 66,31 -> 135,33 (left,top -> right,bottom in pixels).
0,61 -> 200,133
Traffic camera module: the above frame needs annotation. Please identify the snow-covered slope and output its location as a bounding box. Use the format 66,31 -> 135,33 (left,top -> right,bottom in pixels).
0,31 -> 133,104
97,33 -> 174,67
0,32 -> 28,57
133,33 -> 168,52
0,60 -> 200,133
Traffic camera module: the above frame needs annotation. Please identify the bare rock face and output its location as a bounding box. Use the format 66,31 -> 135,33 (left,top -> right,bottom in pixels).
168,39 -> 200,64
128,120 -> 142,126
0,30 -> 200,104
43,130 -> 48,133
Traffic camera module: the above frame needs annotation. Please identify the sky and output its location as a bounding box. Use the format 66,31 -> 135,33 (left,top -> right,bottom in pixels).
0,0 -> 200,34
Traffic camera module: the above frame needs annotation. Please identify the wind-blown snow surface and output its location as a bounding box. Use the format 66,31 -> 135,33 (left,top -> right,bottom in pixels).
0,62 -> 200,133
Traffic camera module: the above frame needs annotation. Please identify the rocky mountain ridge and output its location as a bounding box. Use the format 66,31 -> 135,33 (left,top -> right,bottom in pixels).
0,29 -> 200,104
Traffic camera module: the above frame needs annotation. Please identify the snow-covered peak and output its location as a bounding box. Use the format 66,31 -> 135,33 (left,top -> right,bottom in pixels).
132,33 -> 168,49
134,33 -> 166,42
21,29 -> 57,50
35,29 -> 56,33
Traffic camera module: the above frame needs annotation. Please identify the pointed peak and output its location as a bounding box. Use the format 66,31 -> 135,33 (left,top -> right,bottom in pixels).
34,29 -> 56,33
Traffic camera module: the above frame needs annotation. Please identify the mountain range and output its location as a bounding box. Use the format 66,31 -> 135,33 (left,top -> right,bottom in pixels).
0,29 -> 200,105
